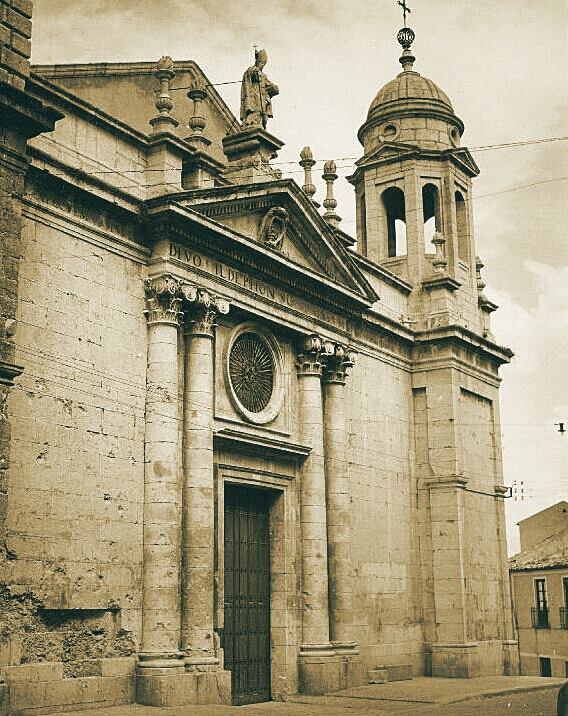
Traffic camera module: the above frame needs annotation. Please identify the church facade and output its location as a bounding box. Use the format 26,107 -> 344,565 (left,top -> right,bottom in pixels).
0,3 -> 518,711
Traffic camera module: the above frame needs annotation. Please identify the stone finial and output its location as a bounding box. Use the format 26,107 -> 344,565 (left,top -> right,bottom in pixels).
432,231 -> 448,273
322,160 -> 341,227
299,146 -> 317,201
186,81 -> 211,150
397,26 -> 416,72
150,56 -> 179,134
475,256 -> 486,293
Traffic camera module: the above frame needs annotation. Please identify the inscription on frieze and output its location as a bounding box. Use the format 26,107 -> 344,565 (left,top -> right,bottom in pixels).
168,242 -> 293,306
167,241 -> 350,332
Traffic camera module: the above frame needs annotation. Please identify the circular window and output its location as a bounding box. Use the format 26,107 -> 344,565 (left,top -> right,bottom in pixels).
449,126 -> 461,147
229,333 -> 274,413
380,122 -> 399,141
225,323 -> 284,424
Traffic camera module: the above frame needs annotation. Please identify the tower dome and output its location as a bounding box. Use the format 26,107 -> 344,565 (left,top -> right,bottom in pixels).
368,71 -> 453,117
358,31 -> 464,153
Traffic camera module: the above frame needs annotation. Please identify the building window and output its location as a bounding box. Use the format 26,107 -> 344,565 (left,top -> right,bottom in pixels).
229,332 -> 274,413
422,183 -> 440,253
565,661 -> 568,678
455,191 -> 469,262
382,187 -> 407,257
540,657 -> 552,677
532,578 -> 549,628
561,578 -> 568,629
358,191 -> 367,255
225,324 -> 284,425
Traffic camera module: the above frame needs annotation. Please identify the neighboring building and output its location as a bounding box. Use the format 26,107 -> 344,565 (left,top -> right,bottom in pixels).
509,502 -> 568,677
0,3 -> 517,712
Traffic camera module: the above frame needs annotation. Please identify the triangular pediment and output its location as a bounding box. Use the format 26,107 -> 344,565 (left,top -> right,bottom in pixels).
168,180 -> 377,304
445,147 -> 480,177
356,141 -> 420,169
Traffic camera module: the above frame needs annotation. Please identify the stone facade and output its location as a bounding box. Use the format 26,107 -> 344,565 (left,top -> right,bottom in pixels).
0,13 -> 517,713
509,504 -> 568,677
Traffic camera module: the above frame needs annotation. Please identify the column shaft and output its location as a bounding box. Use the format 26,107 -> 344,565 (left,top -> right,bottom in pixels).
297,341 -> 332,652
140,316 -> 183,669
181,315 -> 218,667
323,376 -> 356,652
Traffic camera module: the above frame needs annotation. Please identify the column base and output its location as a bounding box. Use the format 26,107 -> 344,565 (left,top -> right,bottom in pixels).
298,651 -> 340,695
136,669 -> 231,707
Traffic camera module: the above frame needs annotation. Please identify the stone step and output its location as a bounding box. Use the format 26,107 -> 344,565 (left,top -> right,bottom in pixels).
368,664 -> 412,684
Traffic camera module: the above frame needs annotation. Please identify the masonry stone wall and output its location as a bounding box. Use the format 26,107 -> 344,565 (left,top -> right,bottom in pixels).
2,207 -> 146,699
345,350 -> 423,672
0,0 -> 32,91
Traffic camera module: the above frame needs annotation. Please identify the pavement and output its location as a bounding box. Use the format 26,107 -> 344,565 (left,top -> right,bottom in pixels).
47,676 -> 567,716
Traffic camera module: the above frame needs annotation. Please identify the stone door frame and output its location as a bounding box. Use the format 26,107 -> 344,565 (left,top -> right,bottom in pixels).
215,461 -> 298,701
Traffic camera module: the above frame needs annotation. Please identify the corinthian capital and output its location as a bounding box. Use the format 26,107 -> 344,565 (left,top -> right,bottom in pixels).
182,285 -> 230,337
322,343 -> 357,384
144,274 -> 183,326
296,334 -> 331,376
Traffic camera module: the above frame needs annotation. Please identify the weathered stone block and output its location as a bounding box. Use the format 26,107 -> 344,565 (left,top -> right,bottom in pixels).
3,7 -> 31,38
136,670 -> 231,707
298,655 -> 341,695
0,661 -> 63,683
100,656 -> 136,677
9,0 -> 33,19
368,668 -> 388,683
9,30 -> 31,59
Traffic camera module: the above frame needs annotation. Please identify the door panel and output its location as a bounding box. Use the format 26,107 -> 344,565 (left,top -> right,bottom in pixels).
223,485 -> 271,705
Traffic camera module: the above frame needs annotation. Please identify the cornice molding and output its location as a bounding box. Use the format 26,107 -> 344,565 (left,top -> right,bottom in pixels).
214,428 -> 311,460
0,361 -> 24,387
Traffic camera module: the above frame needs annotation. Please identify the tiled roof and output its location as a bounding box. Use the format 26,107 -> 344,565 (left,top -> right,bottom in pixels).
509,526 -> 568,571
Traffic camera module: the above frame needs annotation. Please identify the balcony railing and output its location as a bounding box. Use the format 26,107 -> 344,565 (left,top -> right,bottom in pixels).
531,607 -> 550,629
560,607 -> 568,630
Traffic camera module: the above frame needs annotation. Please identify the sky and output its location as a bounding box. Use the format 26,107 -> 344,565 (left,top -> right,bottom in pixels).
32,0 -> 568,553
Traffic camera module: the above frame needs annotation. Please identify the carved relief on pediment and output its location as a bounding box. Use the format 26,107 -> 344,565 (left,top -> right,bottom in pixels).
259,206 -> 288,251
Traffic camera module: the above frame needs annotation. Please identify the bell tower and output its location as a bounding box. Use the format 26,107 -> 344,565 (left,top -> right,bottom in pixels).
349,22 -> 491,335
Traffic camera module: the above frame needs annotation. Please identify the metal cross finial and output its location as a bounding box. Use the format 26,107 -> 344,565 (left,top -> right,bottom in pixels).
398,0 -> 412,27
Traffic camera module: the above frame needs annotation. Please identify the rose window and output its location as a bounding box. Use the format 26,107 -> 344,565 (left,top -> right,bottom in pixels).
228,332 -> 274,414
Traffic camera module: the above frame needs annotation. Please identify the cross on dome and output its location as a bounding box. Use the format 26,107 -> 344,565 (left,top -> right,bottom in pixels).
397,0 -> 412,27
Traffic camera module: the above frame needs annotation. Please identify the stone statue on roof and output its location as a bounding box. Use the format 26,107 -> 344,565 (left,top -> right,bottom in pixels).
240,49 -> 279,130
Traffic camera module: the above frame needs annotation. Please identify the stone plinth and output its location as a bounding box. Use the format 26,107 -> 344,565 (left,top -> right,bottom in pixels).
222,127 -> 283,184
136,670 -> 231,707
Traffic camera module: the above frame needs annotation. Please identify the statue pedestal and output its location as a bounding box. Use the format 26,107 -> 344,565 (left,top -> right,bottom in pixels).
222,127 -> 284,184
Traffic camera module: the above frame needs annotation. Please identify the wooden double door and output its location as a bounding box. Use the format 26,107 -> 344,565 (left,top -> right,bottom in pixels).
223,484 -> 271,704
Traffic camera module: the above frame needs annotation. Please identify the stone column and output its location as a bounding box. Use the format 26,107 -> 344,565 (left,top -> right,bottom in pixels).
296,335 -> 339,694
321,344 -> 358,656
138,275 -> 185,678
180,288 -> 230,674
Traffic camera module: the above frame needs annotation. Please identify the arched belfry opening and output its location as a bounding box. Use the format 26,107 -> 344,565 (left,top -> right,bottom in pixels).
382,186 -> 407,257
455,190 -> 469,262
422,183 -> 440,253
